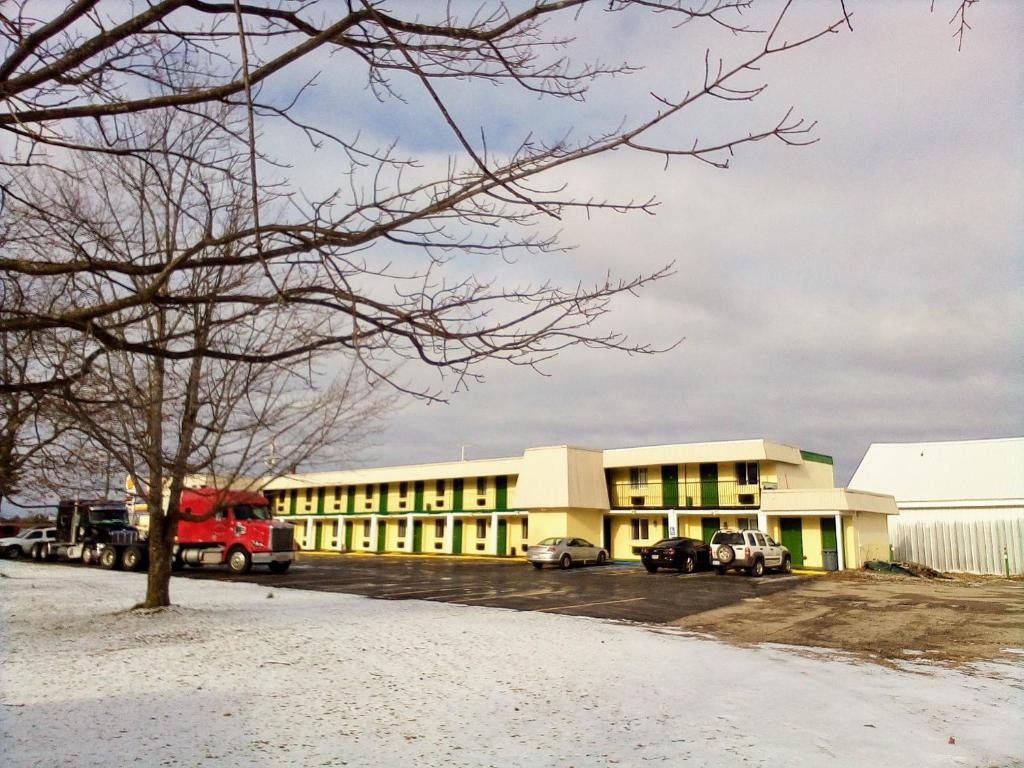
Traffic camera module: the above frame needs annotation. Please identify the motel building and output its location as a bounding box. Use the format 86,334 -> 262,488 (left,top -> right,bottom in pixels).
262,440 -> 897,571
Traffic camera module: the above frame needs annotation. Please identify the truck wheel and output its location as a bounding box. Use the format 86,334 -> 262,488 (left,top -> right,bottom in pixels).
751,558 -> 765,577
122,546 -> 145,571
227,547 -> 252,574
268,561 -> 291,574
99,547 -> 120,570
5,545 -> 21,559
781,557 -> 792,574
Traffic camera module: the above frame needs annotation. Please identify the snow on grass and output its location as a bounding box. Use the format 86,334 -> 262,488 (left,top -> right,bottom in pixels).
1,561 -> 1021,768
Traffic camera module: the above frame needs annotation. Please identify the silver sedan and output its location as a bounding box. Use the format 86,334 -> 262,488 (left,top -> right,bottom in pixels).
527,537 -> 608,569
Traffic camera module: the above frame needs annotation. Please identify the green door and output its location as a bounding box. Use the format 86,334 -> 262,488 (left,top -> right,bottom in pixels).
661,465 -> 679,507
452,520 -> 463,555
496,519 -> 507,556
780,517 -> 804,566
314,521 -> 323,550
699,463 -> 719,507
413,521 -> 423,553
376,520 -> 387,552
700,516 -> 720,544
344,522 -> 353,551
378,483 -> 389,514
316,488 -> 325,515
495,476 -> 508,511
346,487 -> 355,514
453,479 -> 464,512
414,481 -> 425,512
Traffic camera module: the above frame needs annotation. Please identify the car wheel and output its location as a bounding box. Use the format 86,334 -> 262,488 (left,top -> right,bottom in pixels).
716,565 -> 727,576
99,546 -> 120,570
122,546 -> 145,571
597,551 -> 607,565
682,554 -> 696,574
715,545 -> 735,564
531,562 -> 543,570
644,563 -> 658,574
5,545 -> 21,559
227,547 -> 252,574
268,560 -> 291,574
781,557 -> 792,574
558,553 -> 572,570
751,558 -> 765,577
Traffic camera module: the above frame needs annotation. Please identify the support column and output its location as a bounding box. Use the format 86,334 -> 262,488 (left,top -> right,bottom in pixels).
489,511 -> 499,555
305,518 -> 314,550
835,513 -> 845,571
667,510 -> 679,538
338,519 -> 346,551
369,516 -> 378,553
444,513 -> 455,553
757,509 -> 768,534
407,512 -> 415,551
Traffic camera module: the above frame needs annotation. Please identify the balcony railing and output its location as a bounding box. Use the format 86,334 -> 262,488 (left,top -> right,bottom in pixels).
609,481 -> 761,510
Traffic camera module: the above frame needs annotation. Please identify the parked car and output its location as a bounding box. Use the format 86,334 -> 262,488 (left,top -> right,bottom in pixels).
710,529 -> 791,577
0,527 -> 57,560
638,537 -> 711,574
528,537 -> 608,569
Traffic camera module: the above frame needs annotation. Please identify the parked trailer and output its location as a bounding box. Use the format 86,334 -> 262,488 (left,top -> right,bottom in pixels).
46,489 -> 294,574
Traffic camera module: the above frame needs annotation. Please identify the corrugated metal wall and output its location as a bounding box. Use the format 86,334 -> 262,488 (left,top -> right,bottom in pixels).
889,514 -> 1024,575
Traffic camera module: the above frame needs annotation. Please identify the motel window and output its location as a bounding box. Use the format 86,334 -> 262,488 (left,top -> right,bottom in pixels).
362,520 -> 371,537
735,462 -> 759,486
436,479 -> 446,497
435,520 -> 446,538
476,519 -> 487,538
629,467 -> 648,487
739,517 -> 758,530
630,518 -> 650,540
476,476 -> 487,496
399,481 -> 409,498
398,519 -> 408,537
365,484 -> 374,500
522,519 -> 528,539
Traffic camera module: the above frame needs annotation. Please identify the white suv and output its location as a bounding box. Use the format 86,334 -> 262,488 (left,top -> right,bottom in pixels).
0,527 -> 57,560
710,529 -> 791,577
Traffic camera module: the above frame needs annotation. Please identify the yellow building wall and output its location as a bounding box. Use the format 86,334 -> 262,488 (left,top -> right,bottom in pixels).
776,458 -> 834,490
292,520 -> 308,549
527,510 -> 567,546
350,518 -> 373,552
507,517 -> 528,556
467,516 -> 490,554
801,518 -> 825,569
850,511 -> 890,567
566,508 -> 603,545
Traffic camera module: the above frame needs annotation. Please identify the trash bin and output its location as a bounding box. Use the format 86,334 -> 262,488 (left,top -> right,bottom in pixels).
822,549 -> 839,571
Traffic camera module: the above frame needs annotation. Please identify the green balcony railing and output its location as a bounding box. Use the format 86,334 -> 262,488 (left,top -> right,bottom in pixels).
609,481 -> 761,509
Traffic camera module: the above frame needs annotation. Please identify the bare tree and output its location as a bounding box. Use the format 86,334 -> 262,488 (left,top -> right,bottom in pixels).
9,106 -> 391,606
0,1 -> 871,398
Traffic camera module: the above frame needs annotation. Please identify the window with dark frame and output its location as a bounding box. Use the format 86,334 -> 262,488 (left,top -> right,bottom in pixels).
362,520 -> 371,537
435,520 -> 445,538
398,519 -> 408,537
630,518 -> 650,540
399,481 -> 409,498
436,479 -> 446,497
365,484 -> 374,500
476,519 -> 487,538
476,476 -> 487,496
736,462 -> 759,485
629,467 -> 648,487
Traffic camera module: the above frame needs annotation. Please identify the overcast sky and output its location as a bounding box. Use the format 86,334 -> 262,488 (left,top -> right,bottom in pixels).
277,1 -> 1022,485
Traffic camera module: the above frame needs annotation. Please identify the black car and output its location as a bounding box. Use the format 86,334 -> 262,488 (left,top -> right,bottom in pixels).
639,537 -> 711,574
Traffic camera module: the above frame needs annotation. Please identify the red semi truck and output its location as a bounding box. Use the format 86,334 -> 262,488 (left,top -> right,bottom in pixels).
47,488 -> 295,574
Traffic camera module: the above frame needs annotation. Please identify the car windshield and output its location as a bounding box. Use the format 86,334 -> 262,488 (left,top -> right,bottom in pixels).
713,532 -> 745,545
234,504 -> 271,521
651,539 -> 683,548
537,537 -> 565,546
88,508 -> 128,524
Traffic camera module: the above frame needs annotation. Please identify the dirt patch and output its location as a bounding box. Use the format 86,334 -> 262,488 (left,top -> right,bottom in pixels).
677,570 -> 1024,667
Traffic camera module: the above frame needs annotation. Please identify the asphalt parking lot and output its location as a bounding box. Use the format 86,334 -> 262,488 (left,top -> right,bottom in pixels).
178,553 -> 806,624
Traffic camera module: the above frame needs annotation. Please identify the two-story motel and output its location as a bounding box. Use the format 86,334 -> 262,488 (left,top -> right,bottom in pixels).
261,439 -> 897,570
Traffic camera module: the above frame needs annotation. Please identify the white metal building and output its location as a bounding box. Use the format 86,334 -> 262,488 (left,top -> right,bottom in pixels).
849,438 -> 1024,575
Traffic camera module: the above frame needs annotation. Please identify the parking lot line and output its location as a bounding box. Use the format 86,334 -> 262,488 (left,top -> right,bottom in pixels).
537,596 -> 647,612
457,589 -> 555,602
376,585 -> 475,597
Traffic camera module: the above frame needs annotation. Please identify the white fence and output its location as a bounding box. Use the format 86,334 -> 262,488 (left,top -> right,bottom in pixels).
889,514 -> 1024,576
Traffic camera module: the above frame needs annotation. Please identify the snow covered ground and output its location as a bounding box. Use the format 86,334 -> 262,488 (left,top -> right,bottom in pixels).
1,561 -> 1021,768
